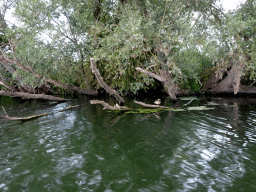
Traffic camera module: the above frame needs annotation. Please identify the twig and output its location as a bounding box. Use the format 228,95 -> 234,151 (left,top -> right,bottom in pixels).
182,99 -> 194,108
2,106 -> 9,117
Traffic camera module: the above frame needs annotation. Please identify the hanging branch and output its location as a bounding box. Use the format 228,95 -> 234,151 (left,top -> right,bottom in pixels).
90,58 -> 125,104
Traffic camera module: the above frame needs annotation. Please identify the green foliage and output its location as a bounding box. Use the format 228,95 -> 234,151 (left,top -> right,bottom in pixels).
3,0 -> 236,94
173,50 -> 213,91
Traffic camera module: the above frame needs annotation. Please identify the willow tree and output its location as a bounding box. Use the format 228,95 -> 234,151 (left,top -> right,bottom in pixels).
3,0 -> 224,98
201,0 -> 256,94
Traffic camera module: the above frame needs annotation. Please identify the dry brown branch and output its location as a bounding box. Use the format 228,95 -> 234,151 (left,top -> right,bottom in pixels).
90,58 -> 125,103
134,101 -> 170,109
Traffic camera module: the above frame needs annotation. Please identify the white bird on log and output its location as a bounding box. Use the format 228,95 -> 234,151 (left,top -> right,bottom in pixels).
154,99 -> 161,105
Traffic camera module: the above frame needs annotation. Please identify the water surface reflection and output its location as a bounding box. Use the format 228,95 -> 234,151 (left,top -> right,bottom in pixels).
0,96 -> 256,191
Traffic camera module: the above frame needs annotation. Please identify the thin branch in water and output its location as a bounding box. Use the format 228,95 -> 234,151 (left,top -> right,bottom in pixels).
2,106 -> 9,117
182,99 -> 194,108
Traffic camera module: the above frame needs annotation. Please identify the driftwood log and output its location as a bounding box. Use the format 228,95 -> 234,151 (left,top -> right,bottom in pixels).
0,90 -> 68,101
90,58 -> 125,104
134,101 -> 170,109
90,100 -> 130,110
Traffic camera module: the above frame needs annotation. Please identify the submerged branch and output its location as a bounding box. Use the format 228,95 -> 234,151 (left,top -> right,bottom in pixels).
0,113 -> 49,121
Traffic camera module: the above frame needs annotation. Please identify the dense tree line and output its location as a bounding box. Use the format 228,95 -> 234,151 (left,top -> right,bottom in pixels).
0,0 -> 255,99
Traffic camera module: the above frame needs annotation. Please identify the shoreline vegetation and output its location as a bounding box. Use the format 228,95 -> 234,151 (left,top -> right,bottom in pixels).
0,0 -> 256,119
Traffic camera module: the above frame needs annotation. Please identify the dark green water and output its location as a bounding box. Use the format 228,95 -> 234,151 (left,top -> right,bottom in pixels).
1,96 -> 256,192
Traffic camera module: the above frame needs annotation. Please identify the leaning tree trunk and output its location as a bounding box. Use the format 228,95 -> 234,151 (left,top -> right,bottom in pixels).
135,48 -> 177,100
209,65 -> 244,94
156,48 -> 177,100
90,58 -> 125,104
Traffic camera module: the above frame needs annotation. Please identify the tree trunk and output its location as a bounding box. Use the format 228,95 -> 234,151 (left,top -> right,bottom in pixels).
209,66 -> 244,94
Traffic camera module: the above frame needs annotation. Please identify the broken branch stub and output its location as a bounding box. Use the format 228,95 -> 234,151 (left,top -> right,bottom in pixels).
90,58 -> 125,104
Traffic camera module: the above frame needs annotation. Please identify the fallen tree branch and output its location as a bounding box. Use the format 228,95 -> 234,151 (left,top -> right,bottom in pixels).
0,113 -> 49,121
90,100 -> 130,110
0,76 -> 19,92
90,58 -> 125,104
0,90 -> 69,101
134,101 -> 170,109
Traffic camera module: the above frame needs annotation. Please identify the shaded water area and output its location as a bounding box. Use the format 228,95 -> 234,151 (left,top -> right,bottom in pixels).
1,95 -> 256,191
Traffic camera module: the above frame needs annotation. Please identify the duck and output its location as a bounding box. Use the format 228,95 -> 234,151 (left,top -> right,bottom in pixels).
154,99 -> 161,105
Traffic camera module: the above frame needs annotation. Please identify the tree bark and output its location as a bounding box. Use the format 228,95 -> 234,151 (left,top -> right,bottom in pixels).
156,48 -> 177,100
90,58 -> 125,104
209,66 -> 244,94
202,68 -> 226,91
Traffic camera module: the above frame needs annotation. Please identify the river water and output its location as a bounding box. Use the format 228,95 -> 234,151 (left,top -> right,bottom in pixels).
0,95 -> 256,191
